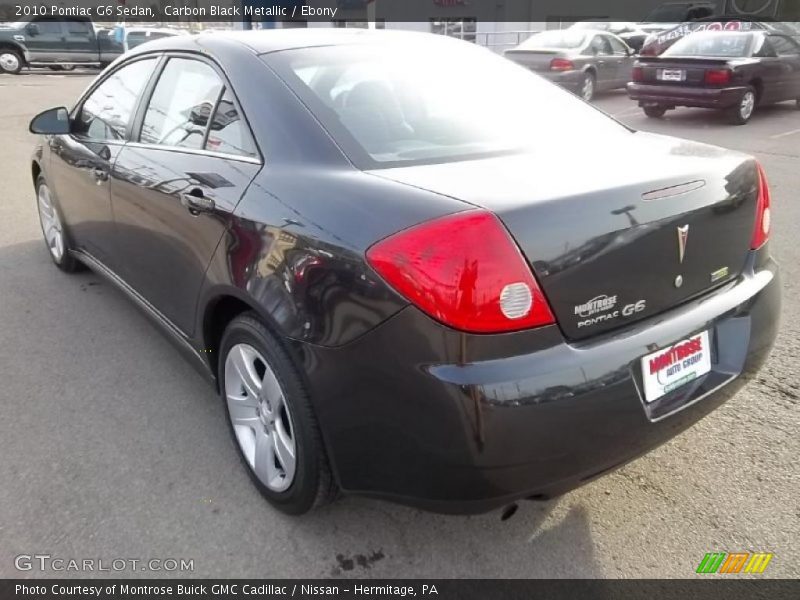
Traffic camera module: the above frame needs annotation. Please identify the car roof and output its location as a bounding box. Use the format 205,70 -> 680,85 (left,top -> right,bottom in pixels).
128,28 -> 460,57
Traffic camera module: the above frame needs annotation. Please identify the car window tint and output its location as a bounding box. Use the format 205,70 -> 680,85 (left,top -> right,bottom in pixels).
36,20 -> 62,35
589,35 -> 613,55
140,58 -> 224,150
66,20 -> 91,35
606,35 -> 629,55
519,31 -> 586,50
664,32 -> 753,58
770,35 -> 800,56
74,58 -> 157,141
205,88 -> 257,158
273,42 -> 631,168
753,36 -> 777,58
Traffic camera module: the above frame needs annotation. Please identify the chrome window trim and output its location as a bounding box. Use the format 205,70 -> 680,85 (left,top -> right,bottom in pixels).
134,51 -> 264,165
123,141 -> 262,165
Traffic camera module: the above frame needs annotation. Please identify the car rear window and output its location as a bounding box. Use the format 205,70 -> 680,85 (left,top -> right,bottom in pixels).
265,40 -> 629,169
664,31 -> 754,57
518,31 -> 587,50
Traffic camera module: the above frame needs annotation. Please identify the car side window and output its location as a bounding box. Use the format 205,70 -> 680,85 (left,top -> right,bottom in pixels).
66,20 -> 92,35
36,20 -> 63,35
606,35 -> 629,55
589,35 -> 613,56
140,58 -> 224,150
753,36 -> 777,58
73,58 -> 157,142
770,35 -> 800,56
205,88 -> 257,158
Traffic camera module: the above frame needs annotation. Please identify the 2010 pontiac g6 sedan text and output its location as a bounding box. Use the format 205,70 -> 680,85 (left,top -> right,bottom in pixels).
29,30 -> 780,515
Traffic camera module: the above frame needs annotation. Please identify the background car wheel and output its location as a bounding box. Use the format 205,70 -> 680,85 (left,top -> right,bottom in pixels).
48,65 -> 76,71
727,87 -> 756,125
580,72 -> 596,102
35,175 -> 82,272
219,313 -> 337,515
643,106 -> 667,119
0,49 -> 23,74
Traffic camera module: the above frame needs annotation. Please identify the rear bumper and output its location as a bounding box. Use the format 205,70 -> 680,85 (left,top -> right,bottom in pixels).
539,69 -> 585,93
627,82 -> 748,109
301,251 -> 780,514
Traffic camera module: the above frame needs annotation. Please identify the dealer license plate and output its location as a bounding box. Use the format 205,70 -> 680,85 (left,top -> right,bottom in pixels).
640,331 -> 711,403
659,69 -> 685,82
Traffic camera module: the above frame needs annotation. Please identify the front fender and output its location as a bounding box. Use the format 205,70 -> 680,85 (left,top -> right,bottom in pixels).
1,39 -> 30,63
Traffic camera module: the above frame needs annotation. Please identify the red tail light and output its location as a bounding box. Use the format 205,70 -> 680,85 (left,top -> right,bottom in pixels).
632,66 -> 644,82
704,69 -> 731,85
550,58 -> 575,71
366,210 -> 555,333
751,163 -> 771,250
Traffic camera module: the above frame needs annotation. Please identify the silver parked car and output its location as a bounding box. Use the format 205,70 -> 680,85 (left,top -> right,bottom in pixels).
505,30 -> 637,101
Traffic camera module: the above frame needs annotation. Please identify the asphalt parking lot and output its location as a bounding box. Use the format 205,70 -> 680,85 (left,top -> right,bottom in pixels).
0,71 -> 798,579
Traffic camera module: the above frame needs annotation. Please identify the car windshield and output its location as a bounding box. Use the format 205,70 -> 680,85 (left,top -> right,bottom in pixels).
664,31 -> 754,57
267,40 -> 629,168
518,31 -> 587,49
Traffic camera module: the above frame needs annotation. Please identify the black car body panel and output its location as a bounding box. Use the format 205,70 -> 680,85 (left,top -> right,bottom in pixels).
30,30 -> 781,513
371,133 -> 758,340
302,249 -> 779,512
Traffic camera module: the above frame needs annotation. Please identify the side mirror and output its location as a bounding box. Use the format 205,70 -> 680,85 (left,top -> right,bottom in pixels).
26,23 -> 39,36
29,107 -> 71,135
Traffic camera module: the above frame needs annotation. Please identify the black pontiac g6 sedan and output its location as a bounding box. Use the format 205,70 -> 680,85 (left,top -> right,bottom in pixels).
29,30 -> 780,515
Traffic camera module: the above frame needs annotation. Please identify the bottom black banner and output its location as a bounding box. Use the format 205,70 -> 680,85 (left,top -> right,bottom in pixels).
2,580 -> 799,600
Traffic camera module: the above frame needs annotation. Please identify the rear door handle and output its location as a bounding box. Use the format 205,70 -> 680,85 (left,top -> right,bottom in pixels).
180,189 -> 215,215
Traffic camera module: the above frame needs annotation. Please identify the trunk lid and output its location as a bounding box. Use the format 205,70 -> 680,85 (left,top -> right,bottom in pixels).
636,56 -> 736,86
370,133 -> 759,340
505,49 -> 568,72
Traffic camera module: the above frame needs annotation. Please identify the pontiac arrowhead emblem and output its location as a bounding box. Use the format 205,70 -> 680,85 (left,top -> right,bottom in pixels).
677,225 -> 689,264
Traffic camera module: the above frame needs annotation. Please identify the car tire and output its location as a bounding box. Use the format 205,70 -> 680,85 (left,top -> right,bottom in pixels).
727,87 -> 757,125
35,175 -> 82,273
579,72 -> 596,102
643,106 -> 667,119
0,48 -> 23,74
219,313 -> 337,515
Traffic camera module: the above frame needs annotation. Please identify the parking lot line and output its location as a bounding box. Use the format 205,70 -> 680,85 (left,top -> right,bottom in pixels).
770,128 -> 800,140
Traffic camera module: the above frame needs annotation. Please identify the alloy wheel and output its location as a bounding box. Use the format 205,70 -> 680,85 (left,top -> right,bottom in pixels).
581,75 -> 595,102
739,91 -> 755,121
224,343 -> 297,492
37,184 -> 64,261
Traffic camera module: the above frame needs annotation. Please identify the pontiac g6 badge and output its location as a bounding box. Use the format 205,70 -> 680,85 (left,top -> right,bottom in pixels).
677,225 -> 689,264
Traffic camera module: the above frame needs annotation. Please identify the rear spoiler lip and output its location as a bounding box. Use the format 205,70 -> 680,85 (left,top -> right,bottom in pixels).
635,56 -> 735,65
